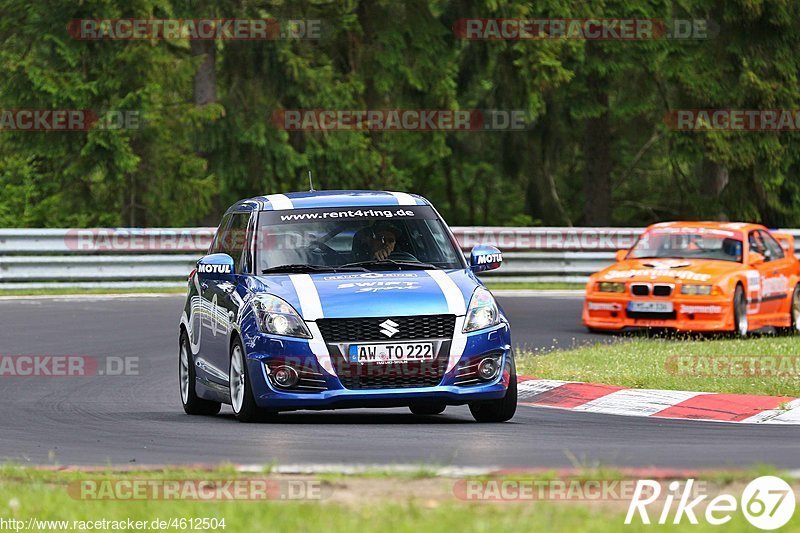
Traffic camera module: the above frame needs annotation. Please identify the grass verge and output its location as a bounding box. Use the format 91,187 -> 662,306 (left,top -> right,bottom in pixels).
485,282 -> 584,290
516,336 -> 800,396
0,465 -> 796,532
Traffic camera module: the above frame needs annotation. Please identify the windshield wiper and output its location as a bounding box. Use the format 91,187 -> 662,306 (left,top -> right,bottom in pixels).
340,259 -> 438,270
261,264 -> 368,274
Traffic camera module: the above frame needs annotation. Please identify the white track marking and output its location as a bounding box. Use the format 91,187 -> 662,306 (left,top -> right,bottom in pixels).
517,379 -> 571,400
574,388 -> 701,417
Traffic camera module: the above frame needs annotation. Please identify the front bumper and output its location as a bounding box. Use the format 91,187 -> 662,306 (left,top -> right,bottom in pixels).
582,294 -> 733,332
242,322 -> 512,411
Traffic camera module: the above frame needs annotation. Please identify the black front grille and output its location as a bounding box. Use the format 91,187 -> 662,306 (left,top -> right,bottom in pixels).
653,284 -> 673,297
631,284 -> 650,296
338,366 -> 444,390
317,315 -> 455,342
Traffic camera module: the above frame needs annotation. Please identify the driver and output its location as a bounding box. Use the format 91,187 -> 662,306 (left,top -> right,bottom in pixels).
364,223 -> 400,260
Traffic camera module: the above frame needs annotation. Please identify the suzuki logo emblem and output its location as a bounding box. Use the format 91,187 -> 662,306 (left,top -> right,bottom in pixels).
379,319 -> 400,338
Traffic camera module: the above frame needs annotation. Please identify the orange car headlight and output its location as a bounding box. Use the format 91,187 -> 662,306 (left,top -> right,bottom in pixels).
597,282 -> 625,293
680,284 -> 715,296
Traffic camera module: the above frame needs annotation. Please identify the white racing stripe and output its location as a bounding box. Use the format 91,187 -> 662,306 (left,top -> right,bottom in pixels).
426,270 -> 467,316
288,274 -> 334,375
306,322 -> 335,375
426,270 -> 468,372
265,194 -> 294,210
387,191 -> 417,205
289,274 -> 324,320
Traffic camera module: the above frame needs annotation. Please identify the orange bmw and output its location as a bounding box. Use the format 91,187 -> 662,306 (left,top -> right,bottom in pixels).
582,222 -> 800,336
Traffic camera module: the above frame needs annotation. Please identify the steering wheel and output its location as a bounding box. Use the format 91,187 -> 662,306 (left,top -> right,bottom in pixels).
387,251 -> 419,262
308,241 -> 337,256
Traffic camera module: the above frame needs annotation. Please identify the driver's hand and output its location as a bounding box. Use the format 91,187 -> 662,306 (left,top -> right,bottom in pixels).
374,247 -> 391,260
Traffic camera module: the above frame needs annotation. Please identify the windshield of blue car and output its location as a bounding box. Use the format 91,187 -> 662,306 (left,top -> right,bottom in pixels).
255,206 -> 466,272
628,229 -> 743,262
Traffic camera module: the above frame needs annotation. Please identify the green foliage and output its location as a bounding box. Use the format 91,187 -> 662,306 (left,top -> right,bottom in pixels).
1,0 -> 800,227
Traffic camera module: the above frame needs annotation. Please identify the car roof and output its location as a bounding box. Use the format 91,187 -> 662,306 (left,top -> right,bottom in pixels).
225,190 -> 430,213
646,221 -> 766,234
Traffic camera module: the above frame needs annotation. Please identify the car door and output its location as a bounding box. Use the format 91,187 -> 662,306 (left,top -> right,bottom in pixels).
204,211 -> 252,379
758,230 -> 792,315
195,213 -> 231,379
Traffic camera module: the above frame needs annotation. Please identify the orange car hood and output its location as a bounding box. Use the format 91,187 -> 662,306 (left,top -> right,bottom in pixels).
598,258 -> 743,284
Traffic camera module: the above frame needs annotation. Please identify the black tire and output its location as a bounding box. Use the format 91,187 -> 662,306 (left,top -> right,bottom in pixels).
780,285 -> 800,335
732,284 -> 748,338
468,361 -> 517,423
229,337 -> 276,423
179,331 -> 221,416
409,402 -> 447,415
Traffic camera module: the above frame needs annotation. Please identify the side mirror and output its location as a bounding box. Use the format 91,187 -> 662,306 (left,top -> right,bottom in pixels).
197,253 -> 235,281
470,245 -> 503,272
748,252 -> 765,266
615,249 -> 628,262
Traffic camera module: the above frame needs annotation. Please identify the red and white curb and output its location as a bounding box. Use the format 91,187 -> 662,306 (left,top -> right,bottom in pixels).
517,377 -> 800,424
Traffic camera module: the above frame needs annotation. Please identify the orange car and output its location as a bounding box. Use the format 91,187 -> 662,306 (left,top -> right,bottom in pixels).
582,222 -> 800,336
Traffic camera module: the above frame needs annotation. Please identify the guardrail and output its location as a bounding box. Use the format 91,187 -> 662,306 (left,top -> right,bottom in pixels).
0,227 -> 797,289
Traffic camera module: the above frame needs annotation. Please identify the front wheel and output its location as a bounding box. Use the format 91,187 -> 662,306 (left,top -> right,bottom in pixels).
732,285 -> 748,338
780,285 -> 800,335
230,337 -> 276,423
179,332 -> 221,416
468,363 -> 517,423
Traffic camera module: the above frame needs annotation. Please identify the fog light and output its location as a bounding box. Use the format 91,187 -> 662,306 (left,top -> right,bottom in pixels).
272,365 -> 299,388
477,358 -> 501,381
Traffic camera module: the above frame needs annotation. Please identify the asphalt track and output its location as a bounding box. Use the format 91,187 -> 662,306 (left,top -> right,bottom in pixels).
0,293 -> 797,468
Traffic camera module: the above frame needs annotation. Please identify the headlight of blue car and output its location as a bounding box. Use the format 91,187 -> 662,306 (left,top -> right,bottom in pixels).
463,286 -> 500,333
251,294 -> 312,338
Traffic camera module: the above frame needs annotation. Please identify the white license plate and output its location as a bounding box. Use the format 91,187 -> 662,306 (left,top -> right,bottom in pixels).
627,301 -> 674,313
348,343 -> 434,364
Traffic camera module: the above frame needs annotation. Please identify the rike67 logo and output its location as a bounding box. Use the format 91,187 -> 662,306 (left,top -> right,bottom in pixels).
626,476 -> 796,530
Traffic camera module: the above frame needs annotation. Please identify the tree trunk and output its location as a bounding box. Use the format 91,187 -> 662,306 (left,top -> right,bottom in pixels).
191,40 -> 216,106
582,86 -> 612,225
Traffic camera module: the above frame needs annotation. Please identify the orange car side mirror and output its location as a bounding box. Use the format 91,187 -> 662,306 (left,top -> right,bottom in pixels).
749,252 -> 765,265
615,249 -> 628,262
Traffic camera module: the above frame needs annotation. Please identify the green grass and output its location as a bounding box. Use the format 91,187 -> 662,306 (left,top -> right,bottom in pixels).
0,466 -> 797,532
516,336 -> 800,396
485,282 -> 584,290
0,287 -> 185,297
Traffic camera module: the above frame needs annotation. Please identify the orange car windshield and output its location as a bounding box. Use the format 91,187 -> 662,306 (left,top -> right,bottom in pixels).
629,230 -> 743,263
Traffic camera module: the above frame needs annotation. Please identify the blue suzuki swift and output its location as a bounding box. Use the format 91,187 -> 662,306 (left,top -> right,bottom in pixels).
179,190 -> 516,422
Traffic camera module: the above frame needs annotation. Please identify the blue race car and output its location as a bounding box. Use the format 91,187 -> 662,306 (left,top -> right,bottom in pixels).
179,190 -> 516,422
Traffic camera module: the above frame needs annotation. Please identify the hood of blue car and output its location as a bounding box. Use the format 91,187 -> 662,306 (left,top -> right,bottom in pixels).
251,270 -> 478,319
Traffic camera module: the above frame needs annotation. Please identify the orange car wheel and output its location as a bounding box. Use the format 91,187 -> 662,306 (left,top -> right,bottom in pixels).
732,285 -> 748,338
